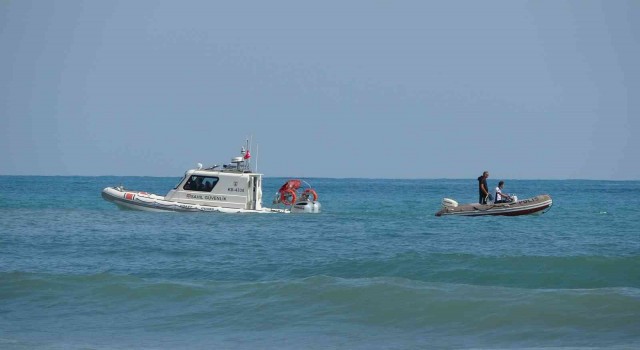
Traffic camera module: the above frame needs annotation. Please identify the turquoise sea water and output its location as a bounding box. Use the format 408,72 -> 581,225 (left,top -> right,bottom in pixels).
1,176 -> 639,349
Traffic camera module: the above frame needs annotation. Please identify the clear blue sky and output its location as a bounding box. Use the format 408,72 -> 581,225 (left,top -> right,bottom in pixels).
1,1 -> 638,179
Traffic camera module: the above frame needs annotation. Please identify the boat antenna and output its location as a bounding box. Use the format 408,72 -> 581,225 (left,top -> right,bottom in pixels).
256,143 -> 259,173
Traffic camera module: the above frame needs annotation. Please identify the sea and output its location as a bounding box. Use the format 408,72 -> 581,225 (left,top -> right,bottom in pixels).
1,176 -> 639,350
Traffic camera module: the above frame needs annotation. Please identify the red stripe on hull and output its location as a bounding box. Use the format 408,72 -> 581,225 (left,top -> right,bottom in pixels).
465,203 -> 551,216
501,203 -> 551,216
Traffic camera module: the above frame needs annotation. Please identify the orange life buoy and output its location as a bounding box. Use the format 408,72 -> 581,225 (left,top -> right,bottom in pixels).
280,189 -> 297,206
278,179 -> 301,193
302,189 -> 318,201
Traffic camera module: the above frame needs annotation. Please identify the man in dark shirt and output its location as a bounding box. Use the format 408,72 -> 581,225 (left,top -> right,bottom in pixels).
478,171 -> 490,204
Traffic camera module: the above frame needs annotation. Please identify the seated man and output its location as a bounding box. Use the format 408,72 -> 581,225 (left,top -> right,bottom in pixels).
494,181 -> 513,203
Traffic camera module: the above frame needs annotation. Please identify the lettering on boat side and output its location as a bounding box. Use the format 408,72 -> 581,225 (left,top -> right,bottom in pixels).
518,198 -> 537,204
186,194 -> 227,201
227,181 -> 245,193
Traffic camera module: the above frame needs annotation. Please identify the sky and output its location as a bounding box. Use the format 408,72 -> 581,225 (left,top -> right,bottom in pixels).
1,1 -> 638,180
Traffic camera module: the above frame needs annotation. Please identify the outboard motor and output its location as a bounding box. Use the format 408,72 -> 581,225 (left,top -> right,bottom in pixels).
442,198 -> 458,208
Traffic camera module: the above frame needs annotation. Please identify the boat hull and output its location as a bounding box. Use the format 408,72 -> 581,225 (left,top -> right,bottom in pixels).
101,187 -> 291,213
435,194 -> 552,217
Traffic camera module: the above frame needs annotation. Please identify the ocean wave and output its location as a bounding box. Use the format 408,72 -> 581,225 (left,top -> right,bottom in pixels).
3,271 -> 639,321
295,253 -> 640,290
2,271 -> 640,349
3,252 -> 639,292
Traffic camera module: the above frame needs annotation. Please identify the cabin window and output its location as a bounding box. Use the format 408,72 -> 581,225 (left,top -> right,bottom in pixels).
173,175 -> 186,189
183,175 -> 219,192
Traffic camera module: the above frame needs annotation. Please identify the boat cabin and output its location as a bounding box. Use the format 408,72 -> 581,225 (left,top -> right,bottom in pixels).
164,158 -> 263,210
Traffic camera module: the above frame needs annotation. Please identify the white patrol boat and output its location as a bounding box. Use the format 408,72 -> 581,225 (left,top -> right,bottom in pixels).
101,143 -> 321,213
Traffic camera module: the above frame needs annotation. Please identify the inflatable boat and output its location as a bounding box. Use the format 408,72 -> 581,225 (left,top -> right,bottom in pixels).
102,142 -> 320,214
435,194 -> 552,217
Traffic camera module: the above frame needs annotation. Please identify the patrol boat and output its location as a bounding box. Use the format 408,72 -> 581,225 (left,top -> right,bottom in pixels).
101,143 -> 321,213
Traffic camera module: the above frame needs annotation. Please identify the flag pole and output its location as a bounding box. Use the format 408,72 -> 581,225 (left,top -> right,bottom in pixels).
245,138 -> 249,171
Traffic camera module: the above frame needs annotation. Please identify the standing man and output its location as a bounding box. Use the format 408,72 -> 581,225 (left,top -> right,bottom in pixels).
478,171 -> 490,204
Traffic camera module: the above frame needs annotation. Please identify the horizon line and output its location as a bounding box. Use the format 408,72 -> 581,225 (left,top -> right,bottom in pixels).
0,174 -> 638,182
